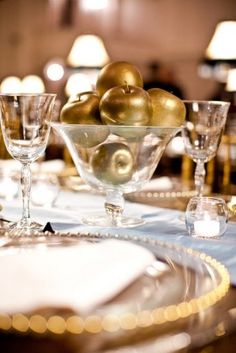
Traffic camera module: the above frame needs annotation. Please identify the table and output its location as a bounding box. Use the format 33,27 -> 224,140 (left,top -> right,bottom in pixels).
0,186 -> 236,352
127,190 -> 236,353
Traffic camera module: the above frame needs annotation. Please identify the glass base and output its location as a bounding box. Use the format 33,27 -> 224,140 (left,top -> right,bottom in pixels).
4,220 -> 43,238
0,220 -> 75,248
81,214 -> 145,228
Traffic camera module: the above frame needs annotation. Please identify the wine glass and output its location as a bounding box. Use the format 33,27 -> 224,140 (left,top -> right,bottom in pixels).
0,93 -> 56,236
52,123 -> 180,227
182,101 -> 230,197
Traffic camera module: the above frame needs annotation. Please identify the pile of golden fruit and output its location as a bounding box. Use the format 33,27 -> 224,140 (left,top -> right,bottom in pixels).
60,61 -> 186,185
60,61 -> 186,127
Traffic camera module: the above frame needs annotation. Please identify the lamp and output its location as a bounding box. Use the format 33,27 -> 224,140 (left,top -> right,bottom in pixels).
0,75 -> 45,93
199,21 -> 236,82
0,76 -> 22,93
44,58 -> 65,82
21,75 -> 45,93
206,21 -> 236,60
226,68 -> 236,92
80,0 -> 109,11
67,34 -> 109,68
65,34 -> 110,96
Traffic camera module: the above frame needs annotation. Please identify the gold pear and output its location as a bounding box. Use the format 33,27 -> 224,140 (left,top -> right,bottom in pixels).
148,88 -> 186,126
60,91 -> 101,124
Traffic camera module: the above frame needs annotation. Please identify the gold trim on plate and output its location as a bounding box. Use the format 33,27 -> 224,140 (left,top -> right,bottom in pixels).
0,231 -> 230,336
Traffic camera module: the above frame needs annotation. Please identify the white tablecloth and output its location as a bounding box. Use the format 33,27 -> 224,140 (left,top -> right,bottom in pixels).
1,188 -> 236,286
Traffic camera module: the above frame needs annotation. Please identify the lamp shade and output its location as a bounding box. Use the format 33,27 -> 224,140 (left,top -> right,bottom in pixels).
226,68 -> 236,92
0,76 -> 22,93
21,75 -> 45,93
0,75 -> 45,94
67,34 -> 110,68
81,0 -> 108,11
206,21 -> 236,60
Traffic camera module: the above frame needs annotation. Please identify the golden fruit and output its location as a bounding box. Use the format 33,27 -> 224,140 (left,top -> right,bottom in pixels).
148,88 -> 186,126
91,142 -> 135,184
100,84 -> 152,126
65,125 -> 109,148
60,91 -> 102,124
96,61 -> 143,97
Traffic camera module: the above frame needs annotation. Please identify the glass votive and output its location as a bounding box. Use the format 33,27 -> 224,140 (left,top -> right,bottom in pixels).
31,174 -> 59,207
185,197 -> 228,239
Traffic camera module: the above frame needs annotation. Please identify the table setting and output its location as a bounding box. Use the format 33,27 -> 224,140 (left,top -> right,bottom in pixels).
0,188 -> 235,352
0,61 -> 235,353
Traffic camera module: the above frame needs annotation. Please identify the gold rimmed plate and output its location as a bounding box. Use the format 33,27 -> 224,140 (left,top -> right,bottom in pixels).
126,177 -> 212,202
0,231 -> 230,352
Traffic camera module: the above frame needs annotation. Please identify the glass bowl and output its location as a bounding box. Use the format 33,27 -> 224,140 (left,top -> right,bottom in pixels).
52,124 -> 180,227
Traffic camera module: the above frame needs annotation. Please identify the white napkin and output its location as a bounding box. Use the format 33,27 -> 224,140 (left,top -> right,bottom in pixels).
142,177 -> 173,191
0,239 -> 155,314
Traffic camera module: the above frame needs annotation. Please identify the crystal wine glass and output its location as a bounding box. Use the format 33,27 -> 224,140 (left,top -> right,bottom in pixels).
0,93 -> 56,236
52,123 -> 180,227
182,101 -> 230,197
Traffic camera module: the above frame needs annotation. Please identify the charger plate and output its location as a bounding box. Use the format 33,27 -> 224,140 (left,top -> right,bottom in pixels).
126,179 -> 212,211
0,231 -> 230,352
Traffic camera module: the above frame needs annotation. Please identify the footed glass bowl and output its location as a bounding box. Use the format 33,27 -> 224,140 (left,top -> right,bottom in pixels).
52,124 -> 180,227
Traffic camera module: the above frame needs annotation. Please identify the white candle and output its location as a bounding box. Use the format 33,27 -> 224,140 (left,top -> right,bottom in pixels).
194,219 -> 220,238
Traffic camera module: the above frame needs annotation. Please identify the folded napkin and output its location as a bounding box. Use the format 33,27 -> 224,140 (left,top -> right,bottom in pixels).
0,239 -> 155,314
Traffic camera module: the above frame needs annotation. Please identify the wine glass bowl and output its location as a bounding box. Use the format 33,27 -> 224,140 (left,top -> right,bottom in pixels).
0,93 -> 56,236
182,101 -> 230,197
52,123 -> 180,227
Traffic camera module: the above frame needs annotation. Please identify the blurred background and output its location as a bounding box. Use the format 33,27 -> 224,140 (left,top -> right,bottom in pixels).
0,0 -> 235,99
0,0 -> 236,195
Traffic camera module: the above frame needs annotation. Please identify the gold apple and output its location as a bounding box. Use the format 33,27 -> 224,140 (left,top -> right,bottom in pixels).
65,125 -> 109,149
91,142 -> 135,184
96,61 -> 143,97
60,91 -> 101,124
60,92 -> 108,147
100,84 -> 152,126
148,88 -> 186,126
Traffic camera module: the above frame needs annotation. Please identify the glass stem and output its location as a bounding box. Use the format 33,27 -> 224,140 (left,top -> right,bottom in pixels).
194,161 -> 205,197
21,162 -> 31,227
105,190 -> 125,226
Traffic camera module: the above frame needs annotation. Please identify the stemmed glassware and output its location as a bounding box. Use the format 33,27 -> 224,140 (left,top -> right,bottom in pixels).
0,93 -> 56,236
52,123 -> 180,227
182,101 -> 230,197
